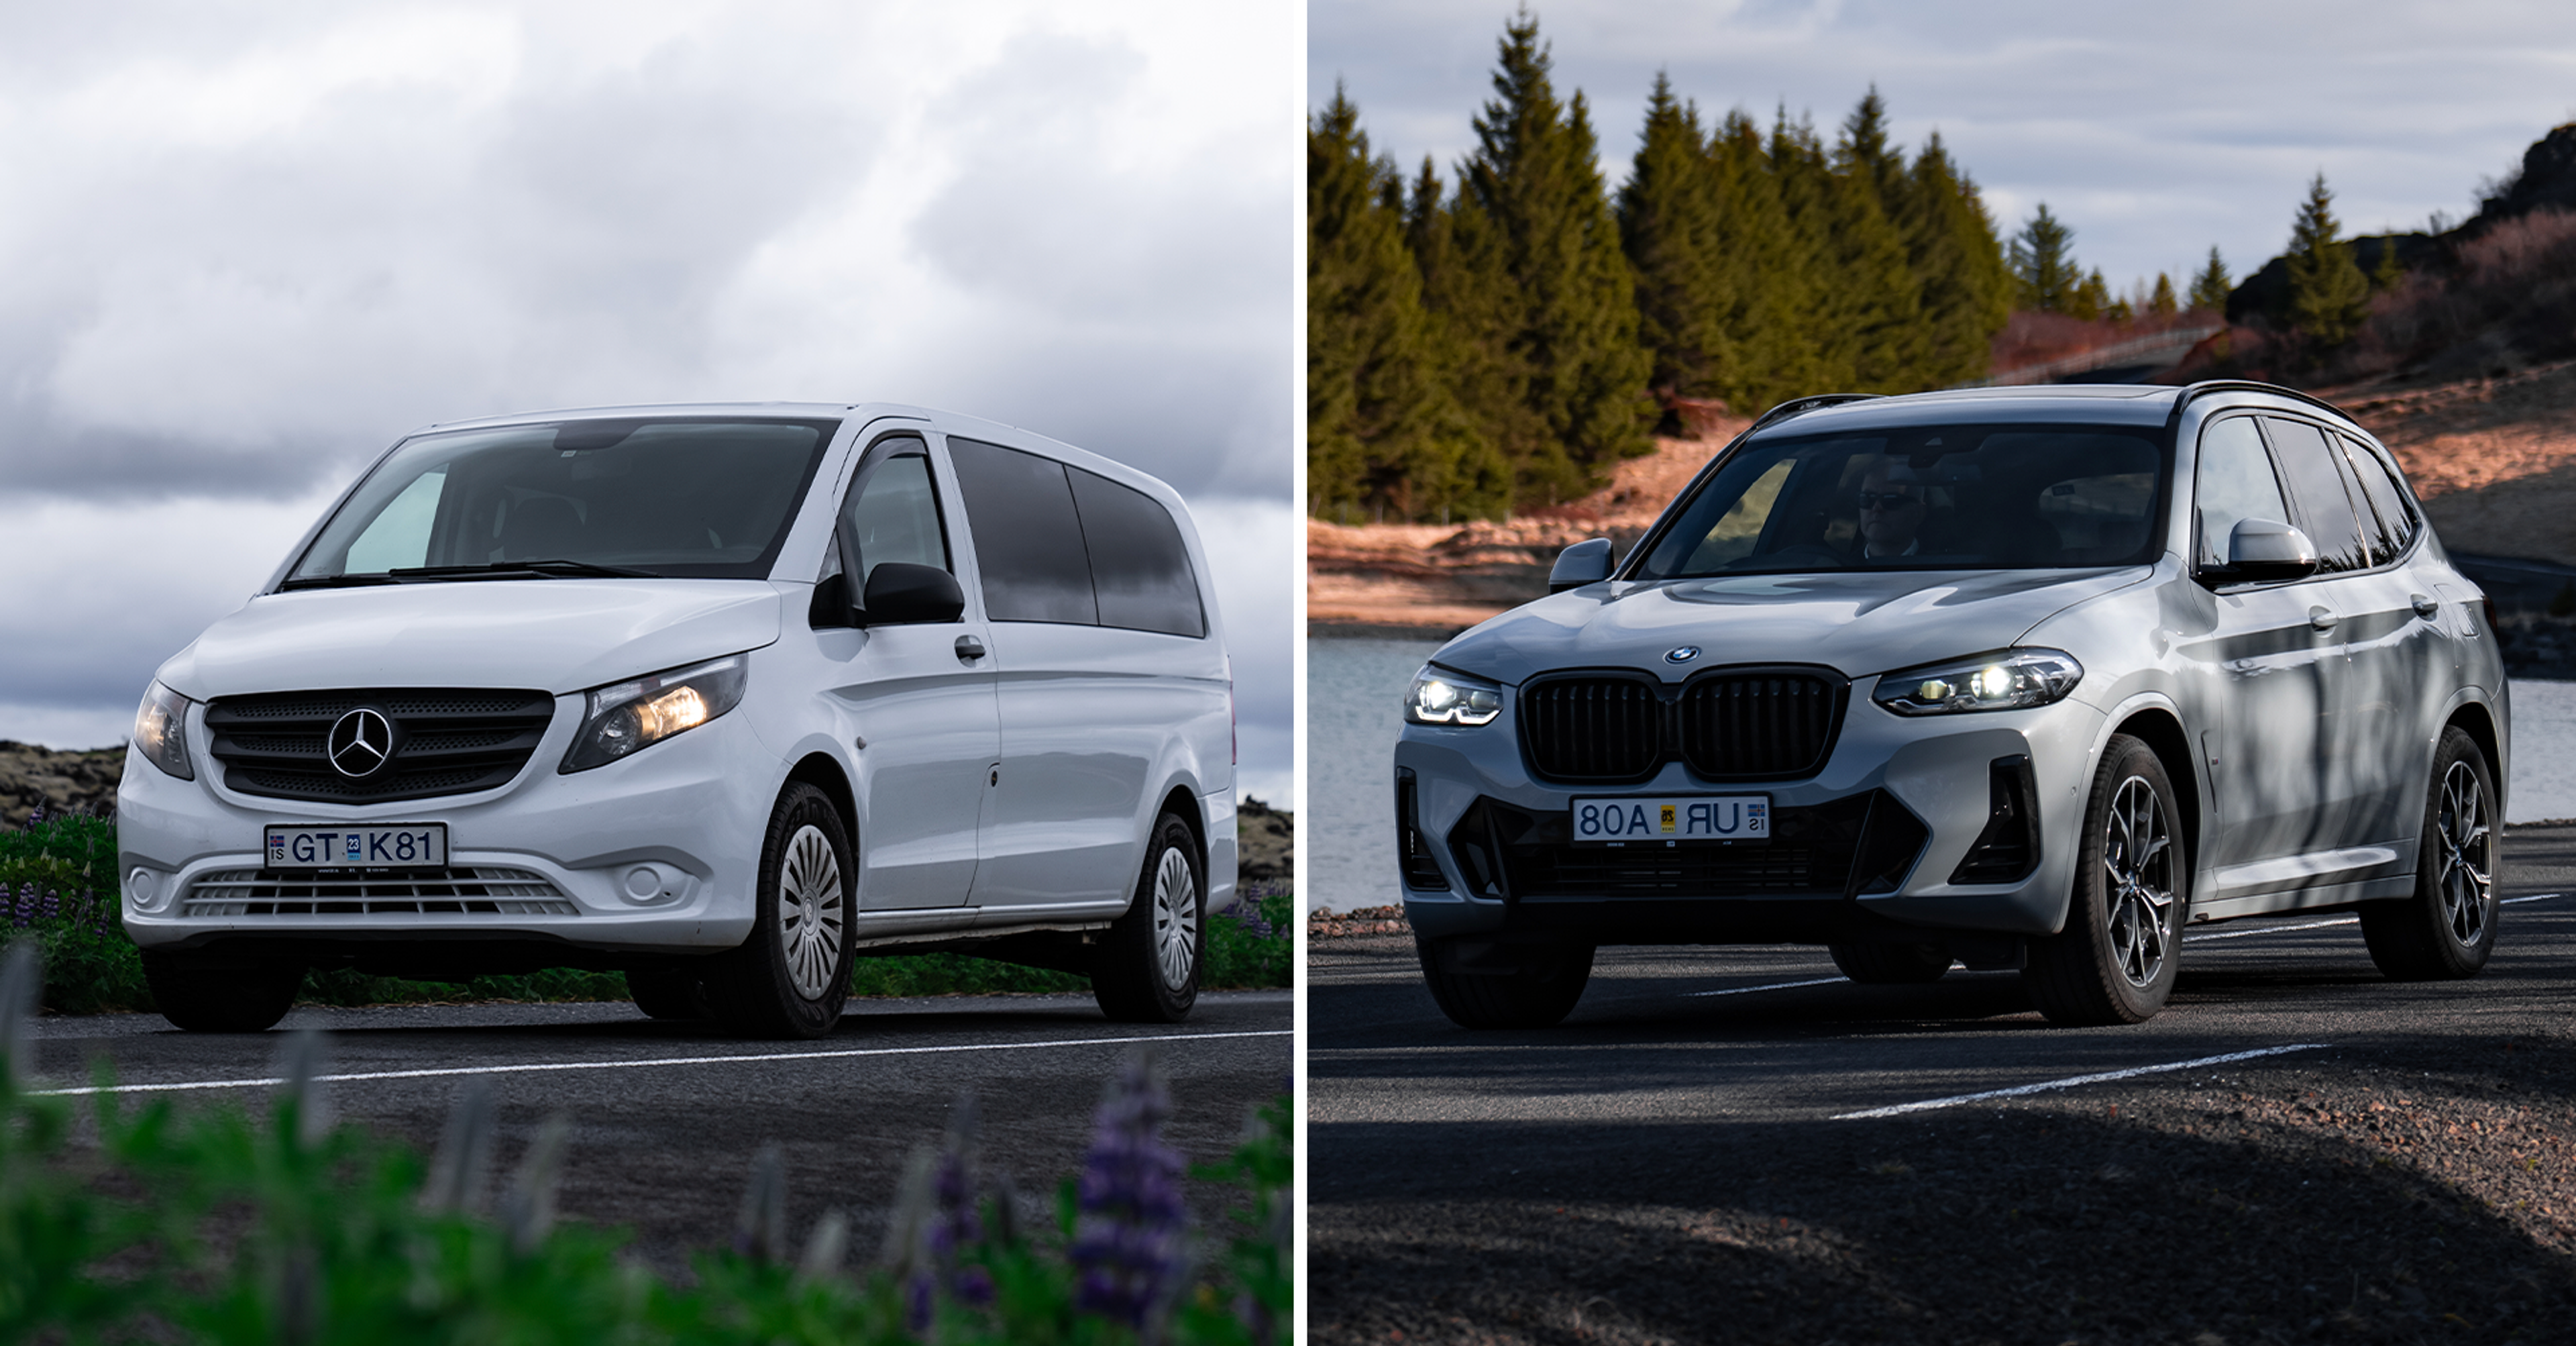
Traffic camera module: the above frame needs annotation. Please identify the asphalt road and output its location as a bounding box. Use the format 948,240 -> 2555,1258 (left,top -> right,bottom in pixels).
1311,825 -> 2576,1341
24,988 -> 1292,1273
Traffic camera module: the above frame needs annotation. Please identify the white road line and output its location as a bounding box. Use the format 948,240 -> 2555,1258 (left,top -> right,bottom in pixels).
30,1029 -> 1295,1098
1830,1043 -> 2329,1121
1687,976 -> 1846,998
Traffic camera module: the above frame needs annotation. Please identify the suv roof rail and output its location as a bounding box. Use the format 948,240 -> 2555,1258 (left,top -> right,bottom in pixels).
1746,393 -> 1882,434
2167,379 -> 2355,427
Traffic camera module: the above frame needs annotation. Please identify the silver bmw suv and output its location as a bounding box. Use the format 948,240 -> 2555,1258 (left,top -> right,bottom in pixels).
1394,381 -> 2506,1028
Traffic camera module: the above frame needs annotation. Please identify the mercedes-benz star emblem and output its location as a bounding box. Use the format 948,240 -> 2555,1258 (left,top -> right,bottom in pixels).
327,708 -> 395,778
1664,646 -> 1701,664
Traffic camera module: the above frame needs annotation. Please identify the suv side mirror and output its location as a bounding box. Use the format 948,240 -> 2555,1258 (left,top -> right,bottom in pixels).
2206,517 -> 2318,585
1549,537 -> 1615,593
861,562 -> 965,625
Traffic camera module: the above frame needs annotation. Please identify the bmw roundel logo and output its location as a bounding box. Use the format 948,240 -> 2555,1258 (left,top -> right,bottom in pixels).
327,708 -> 396,778
1664,646 -> 1701,664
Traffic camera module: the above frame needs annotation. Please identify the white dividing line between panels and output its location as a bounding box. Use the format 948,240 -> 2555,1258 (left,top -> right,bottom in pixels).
2182,892 -> 2558,943
30,1029 -> 1295,1098
1831,1043 -> 2330,1121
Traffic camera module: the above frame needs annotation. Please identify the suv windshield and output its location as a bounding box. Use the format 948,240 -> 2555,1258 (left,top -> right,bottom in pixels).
288,417 -> 837,584
1629,421 -> 2170,580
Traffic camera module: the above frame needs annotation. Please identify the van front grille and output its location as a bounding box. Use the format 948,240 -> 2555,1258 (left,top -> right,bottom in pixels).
180,867 -> 575,917
205,688 -> 556,803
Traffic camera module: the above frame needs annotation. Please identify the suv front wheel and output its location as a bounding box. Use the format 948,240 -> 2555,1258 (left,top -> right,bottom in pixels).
2026,734 -> 2186,1026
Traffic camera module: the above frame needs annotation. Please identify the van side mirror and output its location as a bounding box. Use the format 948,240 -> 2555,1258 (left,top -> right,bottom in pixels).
2204,518 -> 2318,585
861,562 -> 965,625
1549,537 -> 1615,593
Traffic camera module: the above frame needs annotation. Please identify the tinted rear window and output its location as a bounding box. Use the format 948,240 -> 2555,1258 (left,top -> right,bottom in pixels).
947,436 -> 1099,624
1070,467 -> 1204,637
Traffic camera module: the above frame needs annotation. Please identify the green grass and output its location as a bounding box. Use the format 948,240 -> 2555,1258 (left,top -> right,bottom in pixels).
2,816 -> 1293,1015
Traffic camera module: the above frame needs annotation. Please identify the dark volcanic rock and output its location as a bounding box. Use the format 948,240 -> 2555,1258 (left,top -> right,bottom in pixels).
0,741 -> 123,828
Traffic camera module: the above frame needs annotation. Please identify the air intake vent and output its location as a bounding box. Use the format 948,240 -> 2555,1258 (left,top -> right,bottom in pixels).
181,866 -> 574,917
1679,673 -> 1843,779
207,688 -> 556,804
1518,677 -> 1664,782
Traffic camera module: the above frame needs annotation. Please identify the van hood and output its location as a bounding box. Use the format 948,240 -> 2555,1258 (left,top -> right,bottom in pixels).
1432,568 -> 2149,686
158,580 -> 784,699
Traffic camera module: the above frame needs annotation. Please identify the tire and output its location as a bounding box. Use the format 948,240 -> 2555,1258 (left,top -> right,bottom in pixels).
702,783 -> 854,1039
2360,726 -> 2499,981
1094,812 -> 1204,1023
625,966 -> 709,1021
1415,937 -> 1595,1029
1827,941 -> 1953,984
142,949 -> 303,1033
2025,734 -> 2187,1026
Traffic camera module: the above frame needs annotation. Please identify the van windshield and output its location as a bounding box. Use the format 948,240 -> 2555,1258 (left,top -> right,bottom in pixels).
287,417 -> 837,584
1628,422 -> 2171,580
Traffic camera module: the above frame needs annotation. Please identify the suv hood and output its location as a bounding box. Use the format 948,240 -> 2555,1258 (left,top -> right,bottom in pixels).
1432,568 -> 2148,686
158,580 -> 784,700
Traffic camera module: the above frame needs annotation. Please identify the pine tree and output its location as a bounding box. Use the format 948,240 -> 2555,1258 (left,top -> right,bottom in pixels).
1307,89 -> 1499,521
2187,247 -> 2231,312
1825,91 -> 1930,389
1618,73 -> 1731,405
2068,269 -> 2110,321
2008,204 -> 2079,313
2285,173 -> 2370,346
1705,109 -> 1824,411
1902,131 -> 2011,387
2369,237 -> 2405,291
1446,11 -> 1654,503
2149,272 -> 2178,317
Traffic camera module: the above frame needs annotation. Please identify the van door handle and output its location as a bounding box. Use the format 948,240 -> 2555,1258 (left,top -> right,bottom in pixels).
2308,605 -> 2339,633
2411,592 -> 2439,617
955,635 -> 987,662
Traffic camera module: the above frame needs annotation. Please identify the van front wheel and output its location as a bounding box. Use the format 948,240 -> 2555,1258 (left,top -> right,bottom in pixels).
1094,813 -> 1203,1023
143,949 -> 303,1033
703,783 -> 853,1039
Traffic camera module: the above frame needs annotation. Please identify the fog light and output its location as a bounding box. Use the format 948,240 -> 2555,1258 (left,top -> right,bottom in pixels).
126,868 -> 161,913
621,864 -> 678,904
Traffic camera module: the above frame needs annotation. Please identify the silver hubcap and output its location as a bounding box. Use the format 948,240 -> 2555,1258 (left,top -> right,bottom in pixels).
2102,775 -> 2177,988
1151,845 -> 1199,991
777,823 -> 846,1000
2436,762 -> 2493,947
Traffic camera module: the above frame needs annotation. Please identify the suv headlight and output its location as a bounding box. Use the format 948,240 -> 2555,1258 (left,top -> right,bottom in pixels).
1872,648 -> 2082,716
1406,666 -> 1504,727
132,682 -> 195,780
561,653 -> 749,772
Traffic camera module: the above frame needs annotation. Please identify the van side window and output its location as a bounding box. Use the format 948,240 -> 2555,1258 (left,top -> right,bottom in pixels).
2339,433 -> 2418,560
2192,417 -> 2290,570
836,441 -> 950,586
946,436 -> 1099,625
2259,417 -> 2369,573
1069,467 -> 1205,637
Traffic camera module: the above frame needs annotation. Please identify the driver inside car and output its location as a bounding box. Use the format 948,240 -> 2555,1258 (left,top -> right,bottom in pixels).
1855,463 -> 1928,560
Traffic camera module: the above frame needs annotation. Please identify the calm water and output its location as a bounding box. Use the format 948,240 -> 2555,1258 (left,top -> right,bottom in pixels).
1303,639 -> 2576,914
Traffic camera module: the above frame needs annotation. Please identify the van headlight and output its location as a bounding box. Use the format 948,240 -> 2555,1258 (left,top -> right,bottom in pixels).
1405,666 -> 1504,727
132,682 -> 196,780
560,654 -> 749,772
1873,649 -> 2083,715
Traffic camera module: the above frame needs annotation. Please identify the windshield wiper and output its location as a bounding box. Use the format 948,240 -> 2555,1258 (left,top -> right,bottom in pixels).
278,573 -> 400,590
385,560 -> 665,581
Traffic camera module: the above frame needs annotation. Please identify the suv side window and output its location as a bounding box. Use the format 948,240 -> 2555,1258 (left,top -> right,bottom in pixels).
835,437 -> 951,586
2339,433 -> 2418,562
2259,417 -> 2369,573
1069,466 -> 1205,637
2193,415 -> 2292,571
946,435 -> 1099,625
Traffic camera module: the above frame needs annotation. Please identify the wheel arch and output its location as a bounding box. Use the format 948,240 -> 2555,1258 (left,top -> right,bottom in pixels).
2107,704 -> 2202,900
786,752 -> 858,849
2445,698 -> 2504,805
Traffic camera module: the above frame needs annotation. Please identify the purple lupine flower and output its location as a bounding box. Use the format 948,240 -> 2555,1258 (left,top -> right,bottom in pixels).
40,890 -> 59,923
1230,905 -> 1277,941
22,801 -> 45,830
1069,1053 -> 1189,1329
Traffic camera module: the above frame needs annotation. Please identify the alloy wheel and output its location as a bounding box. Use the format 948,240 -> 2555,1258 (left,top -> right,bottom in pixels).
1151,845 -> 1199,990
2102,774 -> 2176,988
2436,761 -> 2493,947
776,823 -> 846,1000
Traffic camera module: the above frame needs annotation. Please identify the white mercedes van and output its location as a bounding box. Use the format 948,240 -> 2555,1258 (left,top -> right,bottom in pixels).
117,404 -> 1237,1038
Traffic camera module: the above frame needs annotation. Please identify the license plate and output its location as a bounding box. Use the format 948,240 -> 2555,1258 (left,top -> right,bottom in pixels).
1572,796 -> 1770,845
265,823 -> 448,870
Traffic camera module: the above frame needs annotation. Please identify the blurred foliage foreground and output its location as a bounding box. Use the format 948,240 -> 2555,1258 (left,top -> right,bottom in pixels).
0,945 -> 1291,1345
0,811 -> 1291,1015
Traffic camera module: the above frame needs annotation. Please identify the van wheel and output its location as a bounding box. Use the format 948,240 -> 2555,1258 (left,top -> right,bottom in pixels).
1094,812 -> 1203,1023
1827,942 -> 1953,984
142,950 -> 303,1033
1416,938 -> 1595,1029
703,783 -> 853,1039
2025,734 -> 2186,1026
2361,727 -> 2498,981
625,966 -> 708,1021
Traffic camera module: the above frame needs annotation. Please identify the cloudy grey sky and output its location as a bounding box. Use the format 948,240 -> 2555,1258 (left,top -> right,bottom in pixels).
1313,0 -> 2576,298
0,1 -> 1298,803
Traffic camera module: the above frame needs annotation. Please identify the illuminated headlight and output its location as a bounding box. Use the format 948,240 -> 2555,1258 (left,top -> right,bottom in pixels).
131,682 -> 196,780
1405,666 -> 1504,727
1873,649 -> 2083,716
561,654 -> 749,772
